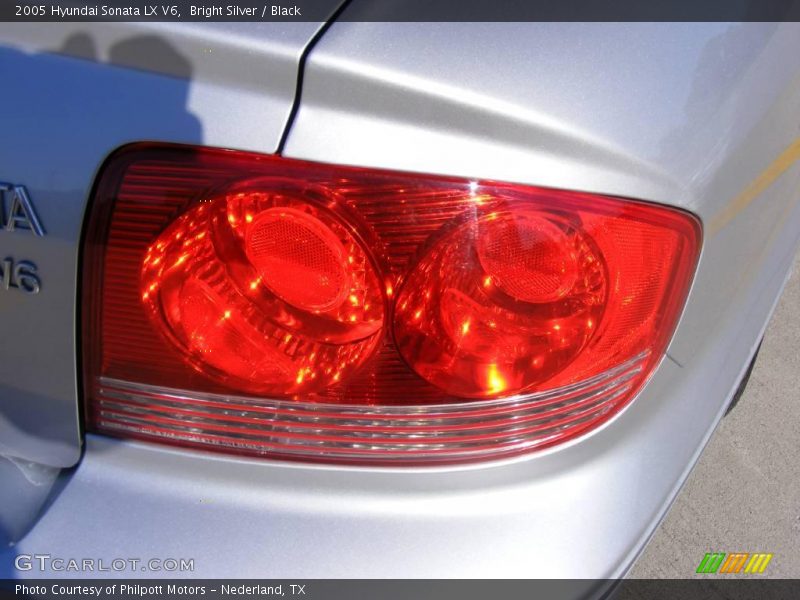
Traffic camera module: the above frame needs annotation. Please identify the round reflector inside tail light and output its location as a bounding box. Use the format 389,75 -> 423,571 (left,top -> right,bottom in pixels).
140,179 -> 385,394
246,208 -> 350,312
83,144 -> 701,465
477,211 -> 582,304
394,209 -> 606,398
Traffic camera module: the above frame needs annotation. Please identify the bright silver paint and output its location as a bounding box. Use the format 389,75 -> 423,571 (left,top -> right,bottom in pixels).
1,16 -> 799,579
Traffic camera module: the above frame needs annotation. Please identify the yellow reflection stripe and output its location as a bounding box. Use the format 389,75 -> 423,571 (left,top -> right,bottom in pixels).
710,138 -> 800,235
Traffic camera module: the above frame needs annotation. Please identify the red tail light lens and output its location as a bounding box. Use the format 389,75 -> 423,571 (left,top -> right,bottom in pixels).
82,144 -> 700,465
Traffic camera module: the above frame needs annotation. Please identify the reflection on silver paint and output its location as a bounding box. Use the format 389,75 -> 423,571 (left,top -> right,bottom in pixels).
5,455 -> 59,486
0,454 -> 58,547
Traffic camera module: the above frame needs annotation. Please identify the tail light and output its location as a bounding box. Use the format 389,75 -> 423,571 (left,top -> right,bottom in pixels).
82,143 -> 700,465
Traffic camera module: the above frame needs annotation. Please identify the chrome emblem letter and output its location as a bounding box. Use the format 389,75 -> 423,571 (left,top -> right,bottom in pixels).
0,183 -> 45,236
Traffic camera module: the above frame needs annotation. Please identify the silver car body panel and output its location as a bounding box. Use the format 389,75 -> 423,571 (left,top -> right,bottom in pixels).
2,18 -> 800,578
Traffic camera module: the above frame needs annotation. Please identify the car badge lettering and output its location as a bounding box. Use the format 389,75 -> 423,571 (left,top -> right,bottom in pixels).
0,182 -> 45,236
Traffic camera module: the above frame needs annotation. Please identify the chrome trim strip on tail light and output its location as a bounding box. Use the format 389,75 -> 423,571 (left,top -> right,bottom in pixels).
93,351 -> 648,464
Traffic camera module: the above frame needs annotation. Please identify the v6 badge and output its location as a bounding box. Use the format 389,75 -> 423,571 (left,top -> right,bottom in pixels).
1,257 -> 40,294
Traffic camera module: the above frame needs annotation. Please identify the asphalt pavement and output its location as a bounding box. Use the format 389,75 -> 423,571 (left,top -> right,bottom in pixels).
630,252 -> 800,578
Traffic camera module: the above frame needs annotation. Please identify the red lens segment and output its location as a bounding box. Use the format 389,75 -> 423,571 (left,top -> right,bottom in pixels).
477,211 -> 582,304
140,179 -> 384,394
394,207 -> 606,398
82,143 -> 700,465
246,208 -> 349,312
